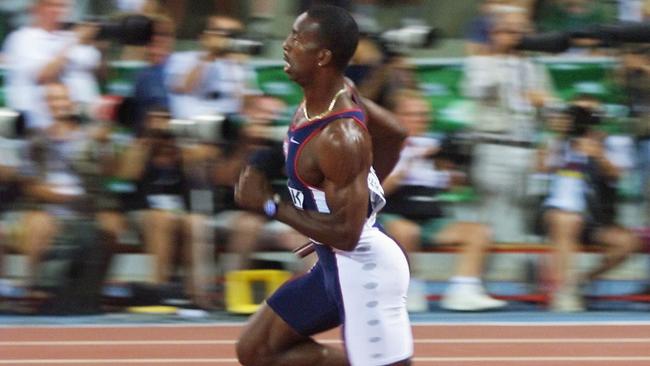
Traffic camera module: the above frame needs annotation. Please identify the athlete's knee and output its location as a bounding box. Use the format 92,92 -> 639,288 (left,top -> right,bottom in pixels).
236,334 -> 271,366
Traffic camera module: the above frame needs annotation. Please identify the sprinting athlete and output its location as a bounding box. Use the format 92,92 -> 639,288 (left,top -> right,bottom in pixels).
235,5 -> 412,366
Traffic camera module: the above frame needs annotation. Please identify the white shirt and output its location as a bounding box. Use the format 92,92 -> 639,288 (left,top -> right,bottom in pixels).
393,135 -> 451,189
463,55 -> 553,140
543,135 -> 634,213
2,27 -> 100,129
166,51 -> 253,119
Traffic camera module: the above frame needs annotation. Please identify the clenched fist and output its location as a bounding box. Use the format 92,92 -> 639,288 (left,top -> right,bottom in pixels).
234,166 -> 274,213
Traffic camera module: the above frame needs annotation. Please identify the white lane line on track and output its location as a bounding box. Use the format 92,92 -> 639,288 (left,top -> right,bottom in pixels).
413,357 -> 650,362
0,359 -> 237,364
3,338 -> 650,346
4,357 -> 650,364
4,321 -> 650,329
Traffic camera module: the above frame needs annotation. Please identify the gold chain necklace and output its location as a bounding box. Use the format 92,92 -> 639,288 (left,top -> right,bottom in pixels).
302,86 -> 347,121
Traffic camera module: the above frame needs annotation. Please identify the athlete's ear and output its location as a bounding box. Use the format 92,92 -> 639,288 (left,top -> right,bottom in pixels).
317,49 -> 332,67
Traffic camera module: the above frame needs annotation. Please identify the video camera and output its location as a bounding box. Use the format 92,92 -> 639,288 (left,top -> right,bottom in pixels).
378,24 -> 440,55
566,105 -> 602,138
168,114 -> 240,145
516,22 -> 650,53
223,38 -> 265,56
63,14 -> 154,46
0,109 -> 26,139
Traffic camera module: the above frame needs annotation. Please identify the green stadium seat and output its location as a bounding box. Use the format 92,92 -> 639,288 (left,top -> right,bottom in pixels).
414,62 -> 475,133
105,61 -> 149,97
542,60 -> 623,103
253,65 -> 303,108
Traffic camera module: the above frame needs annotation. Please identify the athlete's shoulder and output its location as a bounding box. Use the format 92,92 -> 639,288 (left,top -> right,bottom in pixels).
316,117 -> 371,184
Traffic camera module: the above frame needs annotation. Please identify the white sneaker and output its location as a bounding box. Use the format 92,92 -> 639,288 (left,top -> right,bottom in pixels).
406,279 -> 429,313
440,285 -> 507,311
550,287 -> 585,312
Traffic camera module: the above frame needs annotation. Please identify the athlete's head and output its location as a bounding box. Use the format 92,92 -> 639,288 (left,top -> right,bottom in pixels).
282,5 -> 358,83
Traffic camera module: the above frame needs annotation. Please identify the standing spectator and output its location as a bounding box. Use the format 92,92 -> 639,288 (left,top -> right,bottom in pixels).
537,100 -> 640,311
464,1 -> 533,55
3,82 -> 108,296
166,15 -> 254,119
380,89 -> 506,312
462,7 -> 554,243
2,0 -> 102,130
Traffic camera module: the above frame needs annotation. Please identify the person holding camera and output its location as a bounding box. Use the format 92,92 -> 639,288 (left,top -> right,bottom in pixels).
166,15 -> 254,119
379,89 -> 506,312
117,107 -> 215,308
1,82 -> 114,304
619,45 -> 650,225
537,98 -> 640,312
463,7 -> 554,243
2,0 -> 103,130
211,94 -> 311,274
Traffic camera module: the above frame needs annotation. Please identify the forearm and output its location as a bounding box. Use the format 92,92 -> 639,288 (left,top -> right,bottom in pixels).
381,171 -> 404,195
362,97 -> 407,181
274,199 -> 363,251
176,61 -> 208,94
593,155 -> 621,180
37,45 -> 75,84
116,145 -> 148,180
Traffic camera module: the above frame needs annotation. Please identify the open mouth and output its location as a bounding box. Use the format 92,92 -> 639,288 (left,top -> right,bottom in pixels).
283,53 -> 291,70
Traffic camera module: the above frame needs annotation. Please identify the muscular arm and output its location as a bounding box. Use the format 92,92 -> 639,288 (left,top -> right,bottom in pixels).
360,96 -> 407,182
236,119 -> 372,251
278,121 -> 371,250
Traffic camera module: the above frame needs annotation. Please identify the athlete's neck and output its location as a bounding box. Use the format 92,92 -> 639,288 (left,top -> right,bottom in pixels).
302,76 -> 346,119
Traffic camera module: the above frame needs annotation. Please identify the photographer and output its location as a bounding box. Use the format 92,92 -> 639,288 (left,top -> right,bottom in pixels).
212,94 -> 310,273
2,0 -> 103,130
537,97 -> 640,312
117,107 -> 215,308
618,45 -> 650,224
1,82 -> 114,309
379,89 -> 506,312
462,6 -> 555,243
166,15 -> 255,119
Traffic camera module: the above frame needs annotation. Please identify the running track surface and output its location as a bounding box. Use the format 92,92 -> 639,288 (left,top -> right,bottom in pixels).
3,323 -> 650,365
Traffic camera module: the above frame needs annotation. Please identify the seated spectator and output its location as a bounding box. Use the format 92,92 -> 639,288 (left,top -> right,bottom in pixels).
212,94 -> 311,273
618,45 -> 650,224
1,82 -> 109,297
536,97 -> 641,311
380,89 -> 507,312
117,108 -> 215,308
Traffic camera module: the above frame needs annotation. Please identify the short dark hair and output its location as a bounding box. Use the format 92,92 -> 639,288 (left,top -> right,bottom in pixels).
307,5 -> 359,71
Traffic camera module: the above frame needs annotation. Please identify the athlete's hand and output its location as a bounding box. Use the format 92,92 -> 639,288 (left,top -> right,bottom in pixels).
234,165 -> 273,213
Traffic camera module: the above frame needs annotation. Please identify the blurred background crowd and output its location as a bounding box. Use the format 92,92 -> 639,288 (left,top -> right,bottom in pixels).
0,0 -> 649,315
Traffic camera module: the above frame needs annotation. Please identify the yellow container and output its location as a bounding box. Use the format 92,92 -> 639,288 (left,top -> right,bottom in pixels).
225,269 -> 292,314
